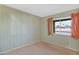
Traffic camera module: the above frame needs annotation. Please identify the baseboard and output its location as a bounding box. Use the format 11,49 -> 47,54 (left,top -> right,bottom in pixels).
42,41 -> 79,52
0,41 -> 78,54
66,47 -> 79,52
0,41 -> 40,54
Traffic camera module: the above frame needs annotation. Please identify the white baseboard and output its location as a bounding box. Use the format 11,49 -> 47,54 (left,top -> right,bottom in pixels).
43,41 -> 79,52
66,47 -> 79,52
0,41 -> 78,54
0,41 -> 40,54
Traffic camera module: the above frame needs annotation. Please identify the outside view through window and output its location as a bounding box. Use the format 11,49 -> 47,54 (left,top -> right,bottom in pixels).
55,20 -> 71,35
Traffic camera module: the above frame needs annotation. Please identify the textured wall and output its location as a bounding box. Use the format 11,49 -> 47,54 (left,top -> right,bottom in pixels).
0,5 -> 41,52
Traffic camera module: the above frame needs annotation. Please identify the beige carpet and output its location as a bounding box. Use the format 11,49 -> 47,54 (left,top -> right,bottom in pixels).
3,42 -> 79,55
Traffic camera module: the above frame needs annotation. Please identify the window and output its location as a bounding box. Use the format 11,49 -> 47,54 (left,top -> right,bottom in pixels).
53,18 -> 71,35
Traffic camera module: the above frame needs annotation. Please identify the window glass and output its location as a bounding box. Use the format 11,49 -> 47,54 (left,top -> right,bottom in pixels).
61,20 -> 71,33
54,18 -> 71,35
55,21 -> 60,32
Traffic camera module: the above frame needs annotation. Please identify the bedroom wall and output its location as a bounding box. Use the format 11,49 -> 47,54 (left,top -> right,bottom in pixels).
0,5 -> 41,53
41,8 -> 79,51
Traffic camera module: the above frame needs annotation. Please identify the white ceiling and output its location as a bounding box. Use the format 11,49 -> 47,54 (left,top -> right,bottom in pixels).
5,4 -> 79,17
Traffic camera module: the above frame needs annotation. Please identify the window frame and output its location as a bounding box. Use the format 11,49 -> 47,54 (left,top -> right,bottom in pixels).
53,18 -> 71,35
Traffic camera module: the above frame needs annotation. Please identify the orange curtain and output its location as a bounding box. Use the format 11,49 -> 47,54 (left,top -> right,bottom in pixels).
47,17 -> 53,35
71,12 -> 79,39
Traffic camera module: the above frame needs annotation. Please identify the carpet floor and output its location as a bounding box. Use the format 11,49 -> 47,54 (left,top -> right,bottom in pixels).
3,42 -> 79,55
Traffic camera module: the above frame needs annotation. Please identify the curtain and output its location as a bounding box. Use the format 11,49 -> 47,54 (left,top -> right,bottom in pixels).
71,12 -> 79,39
47,17 -> 53,35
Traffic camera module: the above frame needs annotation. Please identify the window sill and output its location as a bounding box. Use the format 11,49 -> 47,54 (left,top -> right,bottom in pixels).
55,32 -> 71,36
